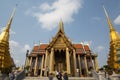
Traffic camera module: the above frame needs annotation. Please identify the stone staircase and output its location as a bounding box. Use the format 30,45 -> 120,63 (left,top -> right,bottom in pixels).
24,77 -> 97,80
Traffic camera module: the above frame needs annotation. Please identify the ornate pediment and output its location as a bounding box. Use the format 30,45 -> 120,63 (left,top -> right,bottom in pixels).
46,20 -> 74,50
53,36 -> 67,49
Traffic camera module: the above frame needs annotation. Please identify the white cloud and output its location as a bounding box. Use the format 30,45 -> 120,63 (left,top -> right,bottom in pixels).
92,17 -> 101,21
9,40 -> 31,67
0,27 -> 16,34
94,46 -> 105,52
15,60 -> 20,65
27,0 -> 83,30
10,30 -> 16,35
22,44 -> 31,53
114,15 -> 120,25
39,3 -> 51,11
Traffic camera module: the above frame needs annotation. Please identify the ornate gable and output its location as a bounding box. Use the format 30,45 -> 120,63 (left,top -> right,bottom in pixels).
46,20 -> 75,50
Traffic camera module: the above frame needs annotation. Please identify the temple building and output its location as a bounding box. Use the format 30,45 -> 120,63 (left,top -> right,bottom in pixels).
25,20 -> 98,77
103,6 -> 120,72
0,7 -> 16,73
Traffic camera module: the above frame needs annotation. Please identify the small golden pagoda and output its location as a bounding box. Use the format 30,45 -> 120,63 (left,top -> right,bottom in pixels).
103,6 -> 120,72
0,7 -> 16,73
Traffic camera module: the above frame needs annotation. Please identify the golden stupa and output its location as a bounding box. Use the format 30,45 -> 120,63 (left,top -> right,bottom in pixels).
103,6 -> 120,73
0,7 -> 16,73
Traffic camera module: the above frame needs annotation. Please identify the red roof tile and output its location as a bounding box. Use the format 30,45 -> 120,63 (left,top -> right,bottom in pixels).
33,44 -> 48,51
73,44 -> 83,49
84,45 -> 90,51
33,46 -> 39,51
39,44 -> 48,49
30,44 -> 91,56
30,44 -> 48,56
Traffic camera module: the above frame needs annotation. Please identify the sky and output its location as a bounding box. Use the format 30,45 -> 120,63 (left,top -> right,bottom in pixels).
0,0 -> 120,68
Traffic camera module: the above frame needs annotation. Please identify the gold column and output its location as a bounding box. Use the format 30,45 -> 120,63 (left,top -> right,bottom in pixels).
25,57 -> 27,67
84,55 -> 88,76
66,48 -> 70,74
49,48 -> 54,73
90,55 -> 96,70
29,57 -> 32,66
40,55 -> 45,77
29,57 -> 33,72
34,56 -> 38,76
78,55 -> 82,76
44,50 -> 48,76
90,55 -> 94,69
27,57 -> 30,66
44,50 -> 48,69
2,56 -> 4,68
73,49 -> 77,76
25,57 -> 29,67
0,56 -> 1,68
94,57 -> 99,71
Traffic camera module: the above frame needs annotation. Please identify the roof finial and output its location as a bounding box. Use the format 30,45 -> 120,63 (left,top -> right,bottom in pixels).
103,5 -> 120,41
103,5 -> 115,31
58,19 -> 64,33
0,5 -> 16,42
5,5 -> 16,32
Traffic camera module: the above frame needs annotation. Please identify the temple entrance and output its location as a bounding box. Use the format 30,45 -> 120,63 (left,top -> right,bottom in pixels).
54,50 -> 66,72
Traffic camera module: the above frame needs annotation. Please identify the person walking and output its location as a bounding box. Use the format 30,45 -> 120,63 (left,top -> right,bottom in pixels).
63,73 -> 68,80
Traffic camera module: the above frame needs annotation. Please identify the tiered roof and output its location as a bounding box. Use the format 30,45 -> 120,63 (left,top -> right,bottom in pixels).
29,43 -> 91,56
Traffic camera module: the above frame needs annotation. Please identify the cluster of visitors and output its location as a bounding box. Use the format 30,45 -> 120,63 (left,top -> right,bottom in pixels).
48,71 -> 69,80
6,70 -> 18,80
9,72 -> 15,80
0,70 -> 18,80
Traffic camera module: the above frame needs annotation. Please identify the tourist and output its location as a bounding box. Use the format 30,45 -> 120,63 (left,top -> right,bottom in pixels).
42,68 -> 45,76
14,70 -> 18,80
56,71 -> 62,80
9,72 -> 15,80
48,73 -> 53,80
56,70 -> 59,77
63,72 -> 68,80
88,70 -> 92,77
46,66 -> 49,77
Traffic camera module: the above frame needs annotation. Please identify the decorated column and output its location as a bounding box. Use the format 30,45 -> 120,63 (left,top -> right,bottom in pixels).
34,56 -> 38,76
94,57 -> 99,71
40,55 -> 45,77
29,57 -> 32,66
90,54 -> 94,69
78,55 -> 82,76
49,48 -> 54,73
84,55 -> 88,76
66,48 -> 71,74
73,49 -> 77,76
44,50 -> 49,76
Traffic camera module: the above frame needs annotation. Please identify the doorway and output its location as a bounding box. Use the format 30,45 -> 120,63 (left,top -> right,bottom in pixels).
54,50 -> 66,72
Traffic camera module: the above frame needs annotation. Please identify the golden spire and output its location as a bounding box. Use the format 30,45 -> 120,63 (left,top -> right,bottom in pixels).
0,6 -> 16,42
58,19 -> 64,33
103,5 -> 120,41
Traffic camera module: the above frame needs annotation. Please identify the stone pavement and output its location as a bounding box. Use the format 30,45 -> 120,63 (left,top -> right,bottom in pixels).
24,77 -> 96,80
